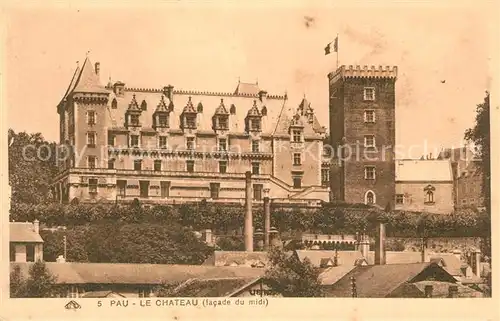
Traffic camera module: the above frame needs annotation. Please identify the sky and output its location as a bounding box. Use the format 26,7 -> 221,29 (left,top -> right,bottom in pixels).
3,1 -> 495,158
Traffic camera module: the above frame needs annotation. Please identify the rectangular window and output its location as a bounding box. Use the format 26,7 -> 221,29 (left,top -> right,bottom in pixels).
292,130 -> 302,142
186,116 -> 196,128
293,177 -> 302,189
87,111 -> 96,125
210,183 -> 220,199
130,114 -> 140,126
89,178 -> 98,194
87,132 -> 96,147
252,162 -> 260,175
364,135 -> 375,148
10,243 -> 15,262
130,135 -> 139,148
218,138 -> 227,151
186,160 -> 195,173
321,168 -> 330,186
159,136 -> 168,149
154,160 -> 162,171
219,161 -> 227,174
364,166 -> 376,180
186,137 -> 195,150
219,117 -> 228,129
364,110 -> 375,123
158,114 -> 168,127
108,134 -> 115,146
117,180 -> 127,197
462,199 -> 467,204
252,140 -> 260,153
253,184 -> 263,201
134,159 -> 142,171
160,181 -> 170,198
396,194 -> 404,204
108,159 -> 115,169
250,119 -> 261,131
363,87 -> 375,101
293,153 -> 302,166
139,181 -> 149,198
138,288 -> 151,298
87,156 -> 97,169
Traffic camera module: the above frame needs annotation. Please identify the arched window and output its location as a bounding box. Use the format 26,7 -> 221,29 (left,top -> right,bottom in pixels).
111,98 -> 118,109
261,106 -> 267,116
230,104 -> 236,115
424,185 -> 436,204
365,190 -> 376,205
141,100 -> 147,111
197,102 -> 203,113
425,190 -> 434,204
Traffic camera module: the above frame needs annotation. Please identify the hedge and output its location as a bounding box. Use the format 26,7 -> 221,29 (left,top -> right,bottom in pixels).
9,201 -> 490,238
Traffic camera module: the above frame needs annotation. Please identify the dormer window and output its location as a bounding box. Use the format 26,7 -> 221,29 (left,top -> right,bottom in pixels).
180,97 -> 197,130
292,130 -> 302,142
213,99 -> 230,131
125,94 -> 142,128
245,100 -> 262,133
153,95 -> 170,129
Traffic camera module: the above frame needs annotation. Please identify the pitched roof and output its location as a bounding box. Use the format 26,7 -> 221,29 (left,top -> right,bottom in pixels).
294,250 -> 364,267
10,222 -> 43,243
72,57 -> 108,94
203,251 -> 270,267
319,265 -> 356,285
412,281 -> 484,298
10,262 -> 265,285
395,159 -> 453,181
234,82 -> 260,95
169,277 -> 258,297
326,262 -> 456,298
81,290 -> 125,298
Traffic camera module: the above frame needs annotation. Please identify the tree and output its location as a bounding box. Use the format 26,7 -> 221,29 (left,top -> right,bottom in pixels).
10,265 -> 26,298
24,261 -> 58,298
8,130 -> 58,205
464,92 -> 491,256
264,248 -> 324,297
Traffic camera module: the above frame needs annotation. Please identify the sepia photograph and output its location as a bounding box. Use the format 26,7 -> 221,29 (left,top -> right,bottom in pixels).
1,0 -> 498,320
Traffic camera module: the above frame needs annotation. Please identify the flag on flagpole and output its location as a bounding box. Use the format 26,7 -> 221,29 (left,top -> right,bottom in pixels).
324,36 -> 338,55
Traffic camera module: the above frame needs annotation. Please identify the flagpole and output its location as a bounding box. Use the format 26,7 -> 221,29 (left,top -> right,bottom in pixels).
336,33 -> 339,69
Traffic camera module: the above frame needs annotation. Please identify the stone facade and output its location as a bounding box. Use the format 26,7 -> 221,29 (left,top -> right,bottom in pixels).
328,65 -> 397,208
395,159 -> 455,214
456,162 -> 485,209
53,56 -> 329,205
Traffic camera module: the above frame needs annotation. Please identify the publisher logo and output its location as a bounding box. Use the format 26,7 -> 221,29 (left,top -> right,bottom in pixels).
65,300 -> 81,310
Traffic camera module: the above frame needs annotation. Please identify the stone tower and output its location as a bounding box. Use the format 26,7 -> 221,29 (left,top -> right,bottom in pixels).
328,65 -> 397,209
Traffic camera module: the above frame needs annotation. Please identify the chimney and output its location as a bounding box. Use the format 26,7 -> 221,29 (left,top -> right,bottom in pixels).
33,219 -> 39,234
473,248 -> 482,277
448,285 -> 459,298
374,222 -> 386,265
421,238 -> 428,263
95,62 -> 100,77
163,85 -> 174,101
258,90 -> 268,103
244,171 -> 254,252
263,187 -> 271,251
424,285 -> 433,298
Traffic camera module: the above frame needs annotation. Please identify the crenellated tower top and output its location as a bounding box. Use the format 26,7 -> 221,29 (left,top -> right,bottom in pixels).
328,65 -> 398,82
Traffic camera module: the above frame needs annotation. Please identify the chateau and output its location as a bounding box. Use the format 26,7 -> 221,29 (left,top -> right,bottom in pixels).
52,56 -> 330,205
